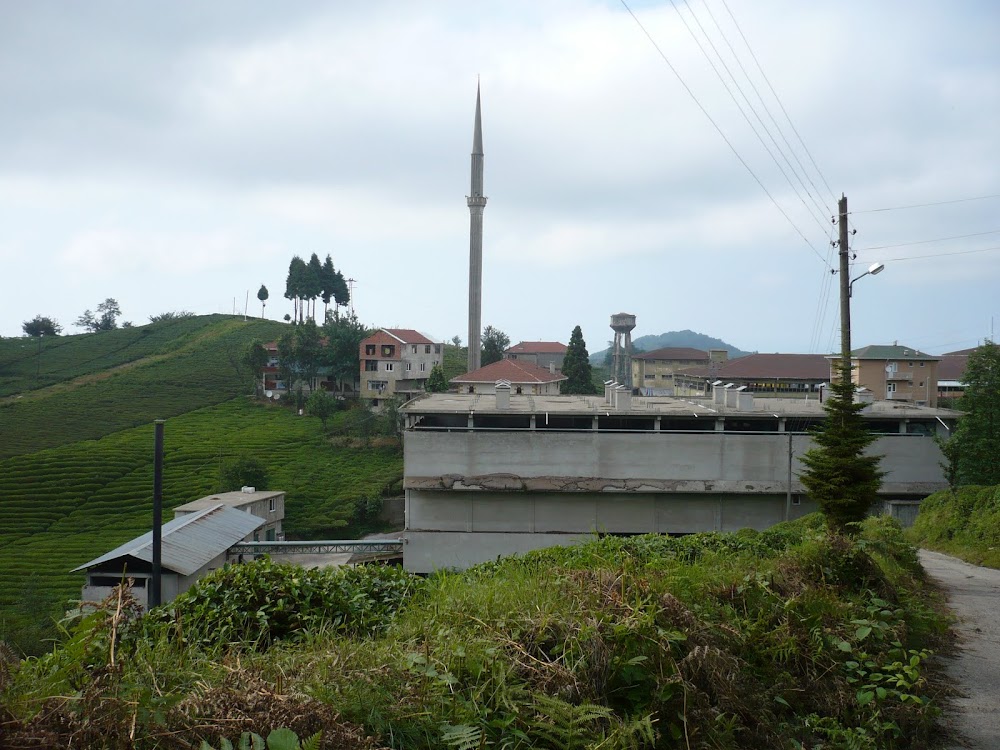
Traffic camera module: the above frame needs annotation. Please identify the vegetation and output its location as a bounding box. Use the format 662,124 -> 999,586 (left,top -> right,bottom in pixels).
480,325 -> 509,367
21,315 -> 61,338
944,340 -> 1000,486
908,485 -> 1000,568
425,363 -> 448,393
0,316 -> 287,458
1,516 -> 948,748
75,297 -> 123,332
442,343 -> 467,381
283,254 -> 349,324
800,362 -> 884,532
562,325 -> 597,394
258,284 -> 270,318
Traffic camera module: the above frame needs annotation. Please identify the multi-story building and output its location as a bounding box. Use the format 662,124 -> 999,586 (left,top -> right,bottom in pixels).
360,329 -> 443,406
504,341 -> 568,371
830,344 -> 940,407
674,353 -> 831,398
173,488 -> 285,542
632,347 -> 728,395
399,390 -> 957,572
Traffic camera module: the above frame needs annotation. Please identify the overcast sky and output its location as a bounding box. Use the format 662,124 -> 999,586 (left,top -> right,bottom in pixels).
1,1 -> 997,354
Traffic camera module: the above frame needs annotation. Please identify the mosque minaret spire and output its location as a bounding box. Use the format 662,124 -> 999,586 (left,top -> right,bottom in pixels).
466,82 -> 487,373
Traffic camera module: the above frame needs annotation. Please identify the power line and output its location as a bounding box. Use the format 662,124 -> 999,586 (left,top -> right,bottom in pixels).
852,193 -> 1000,214
670,0 -> 832,237
720,0 -> 837,205
618,0 -> 831,266
882,244 -> 1000,263
858,228 -> 1000,252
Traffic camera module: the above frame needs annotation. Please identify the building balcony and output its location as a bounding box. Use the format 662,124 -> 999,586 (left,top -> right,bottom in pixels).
886,371 -> 912,381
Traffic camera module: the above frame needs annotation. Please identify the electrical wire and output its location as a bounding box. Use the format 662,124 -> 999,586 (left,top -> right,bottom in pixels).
857,228 -> 1000,252
881,244 -> 1000,263
618,0 -> 831,266
852,193 -> 1000,213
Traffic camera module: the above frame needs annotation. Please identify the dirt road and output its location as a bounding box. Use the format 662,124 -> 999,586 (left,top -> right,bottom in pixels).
918,549 -> 1000,748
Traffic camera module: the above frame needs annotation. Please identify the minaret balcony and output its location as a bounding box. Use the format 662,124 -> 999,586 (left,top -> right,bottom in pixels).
466,195 -> 488,208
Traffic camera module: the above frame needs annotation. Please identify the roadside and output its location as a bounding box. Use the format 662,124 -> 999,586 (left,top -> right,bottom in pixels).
919,549 -> 1000,748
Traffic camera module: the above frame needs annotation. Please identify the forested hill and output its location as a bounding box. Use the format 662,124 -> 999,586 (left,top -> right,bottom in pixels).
590,329 -> 748,364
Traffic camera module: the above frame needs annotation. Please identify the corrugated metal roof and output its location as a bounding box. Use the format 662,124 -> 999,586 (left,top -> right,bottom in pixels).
72,504 -> 264,576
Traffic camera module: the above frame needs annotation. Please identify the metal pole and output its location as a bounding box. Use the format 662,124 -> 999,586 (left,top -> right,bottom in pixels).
150,419 -> 164,608
786,431 -> 793,520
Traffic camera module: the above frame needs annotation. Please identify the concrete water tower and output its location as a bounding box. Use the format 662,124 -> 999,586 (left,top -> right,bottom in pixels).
610,313 -> 636,389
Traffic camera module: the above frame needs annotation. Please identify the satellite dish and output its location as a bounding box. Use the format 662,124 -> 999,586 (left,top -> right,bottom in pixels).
885,365 -> 893,373
272,392 -> 281,400
265,390 -> 273,398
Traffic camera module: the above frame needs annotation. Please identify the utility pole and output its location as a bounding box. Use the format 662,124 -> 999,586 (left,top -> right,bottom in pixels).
838,195 -> 852,379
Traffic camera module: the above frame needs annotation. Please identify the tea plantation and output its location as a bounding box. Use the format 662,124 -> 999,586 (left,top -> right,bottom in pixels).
0,317 -> 403,651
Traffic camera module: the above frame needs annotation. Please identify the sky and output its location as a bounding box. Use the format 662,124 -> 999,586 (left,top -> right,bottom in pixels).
1,1 -> 998,355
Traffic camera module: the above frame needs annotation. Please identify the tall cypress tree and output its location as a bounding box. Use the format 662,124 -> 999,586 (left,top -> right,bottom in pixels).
562,325 -> 596,394
799,359 -> 884,532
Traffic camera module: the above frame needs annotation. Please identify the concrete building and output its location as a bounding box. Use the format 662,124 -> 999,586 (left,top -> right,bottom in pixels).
360,328 -> 443,406
632,348 -> 726,395
830,344 -> 940,407
451,359 -> 567,395
73,504 -> 264,608
504,341 -> 567,372
400,391 -> 958,573
937,348 -> 973,403
173,488 -> 285,542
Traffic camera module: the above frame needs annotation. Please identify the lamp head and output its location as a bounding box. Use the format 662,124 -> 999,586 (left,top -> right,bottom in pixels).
868,262 -> 885,276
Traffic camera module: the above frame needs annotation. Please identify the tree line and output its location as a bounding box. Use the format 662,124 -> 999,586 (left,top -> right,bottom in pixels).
283,253 -> 350,324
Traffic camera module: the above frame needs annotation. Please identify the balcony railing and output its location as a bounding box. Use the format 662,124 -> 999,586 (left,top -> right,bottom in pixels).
885,371 -> 912,381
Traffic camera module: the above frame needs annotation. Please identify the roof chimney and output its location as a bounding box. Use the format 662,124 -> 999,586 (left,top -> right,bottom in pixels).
615,385 -> 631,411
549,361 -> 556,374
605,380 -> 617,405
711,380 -> 724,404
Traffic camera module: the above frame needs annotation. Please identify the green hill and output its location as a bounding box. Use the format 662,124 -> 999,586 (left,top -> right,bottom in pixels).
0,316 -> 403,653
590,329 -> 748,364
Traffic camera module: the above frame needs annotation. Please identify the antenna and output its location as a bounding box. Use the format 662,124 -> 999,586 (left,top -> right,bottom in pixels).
347,278 -> 357,317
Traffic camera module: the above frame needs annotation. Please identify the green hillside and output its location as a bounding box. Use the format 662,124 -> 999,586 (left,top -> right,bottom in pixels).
0,315 -> 287,459
590,328 -> 749,364
0,315 -> 403,653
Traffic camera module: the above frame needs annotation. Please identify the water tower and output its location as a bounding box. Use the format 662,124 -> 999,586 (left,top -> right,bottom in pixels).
610,313 -> 636,389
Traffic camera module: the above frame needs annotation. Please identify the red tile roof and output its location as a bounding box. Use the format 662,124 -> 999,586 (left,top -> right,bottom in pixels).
633,347 -> 710,362
451,359 -> 568,384
506,341 -> 567,354
383,328 -> 435,345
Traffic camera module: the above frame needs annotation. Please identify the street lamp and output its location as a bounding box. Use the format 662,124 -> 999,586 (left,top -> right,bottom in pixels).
849,262 -> 885,298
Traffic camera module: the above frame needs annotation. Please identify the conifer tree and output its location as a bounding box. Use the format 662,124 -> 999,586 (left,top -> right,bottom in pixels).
799,360 -> 884,532
426,363 -> 449,393
562,325 -> 597,394
950,340 -> 1000,485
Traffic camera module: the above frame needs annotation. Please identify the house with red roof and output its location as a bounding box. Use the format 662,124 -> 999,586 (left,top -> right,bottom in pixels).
451,359 -> 567,395
504,341 -> 568,372
359,328 -> 443,406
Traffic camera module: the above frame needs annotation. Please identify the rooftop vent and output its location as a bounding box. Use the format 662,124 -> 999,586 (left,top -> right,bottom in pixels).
241,486 -> 256,494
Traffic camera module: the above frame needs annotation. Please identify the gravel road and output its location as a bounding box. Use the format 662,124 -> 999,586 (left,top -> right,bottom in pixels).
918,549 -> 1000,748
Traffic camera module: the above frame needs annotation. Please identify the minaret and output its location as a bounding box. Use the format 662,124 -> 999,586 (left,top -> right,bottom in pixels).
466,83 -> 487,373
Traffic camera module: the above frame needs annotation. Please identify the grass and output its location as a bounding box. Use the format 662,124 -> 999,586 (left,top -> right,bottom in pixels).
3,515 -> 949,749
0,398 -> 402,653
0,315 -> 287,459
907,485 -> 1000,567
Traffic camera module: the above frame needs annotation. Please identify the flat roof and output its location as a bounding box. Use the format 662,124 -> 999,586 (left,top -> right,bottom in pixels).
402,393 -> 961,419
174,489 -> 284,513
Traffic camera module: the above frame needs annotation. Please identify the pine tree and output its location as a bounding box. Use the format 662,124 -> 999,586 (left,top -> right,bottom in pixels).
951,340 -> 1000,485
799,361 -> 884,532
426,364 -> 449,393
562,325 -> 596,394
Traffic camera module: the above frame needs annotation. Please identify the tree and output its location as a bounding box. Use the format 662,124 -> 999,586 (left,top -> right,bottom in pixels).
294,319 -> 323,388
219,455 -> 268,492
22,316 -> 61,338
305,253 -> 324,320
426,363 -> 449,393
451,335 -> 462,347
257,285 -> 269,319
307,389 -> 340,429
276,330 -> 298,393
950,340 -> 1000,485
284,256 -> 308,323
243,339 -> 269,396
149,311 -> 194,323
799,361 -> 884,532
481,325 -> 510,367
76,298 -> 121,332
321,310 -> 370,393
562,325 -> 597,394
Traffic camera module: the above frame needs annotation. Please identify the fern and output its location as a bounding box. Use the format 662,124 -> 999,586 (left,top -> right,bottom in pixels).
441,723 -> 485,750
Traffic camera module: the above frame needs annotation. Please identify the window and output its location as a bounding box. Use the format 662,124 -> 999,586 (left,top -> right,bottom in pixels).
468,386 -> 474,393
887,382 -> 896,393
365,344 -> 376,355
644,373 -> 655,380
406,362 -> 412,372
920,361 -> 925,367
369,380 -> 388,392
918,381 -> 924,387
266,528 -> 276,541
420,362 -> 426,372
434,344 -> 441,354
425,344 -> 431,354
381,345 -> 395,357
269,496 -> 276,513
412,345 -> 417,353
385,362 -> 394,371
908,361 -> 913,367
364,360 -> 378,371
